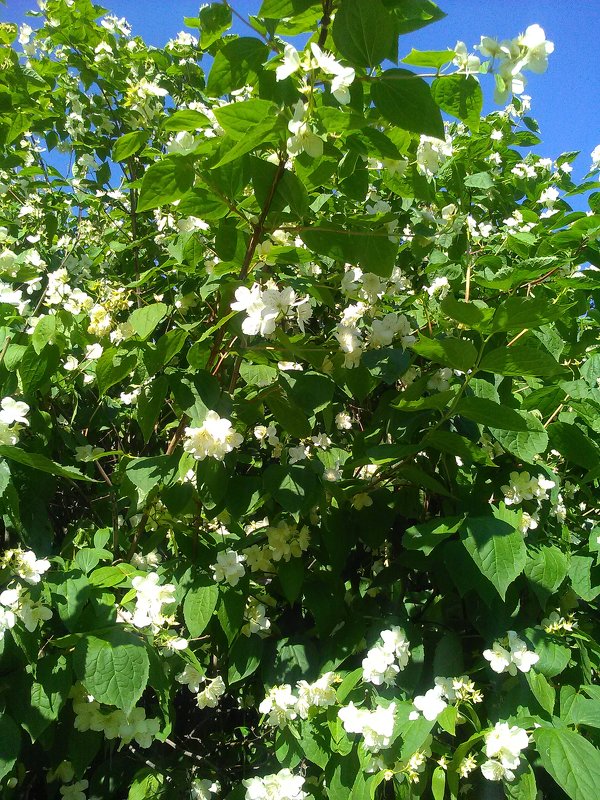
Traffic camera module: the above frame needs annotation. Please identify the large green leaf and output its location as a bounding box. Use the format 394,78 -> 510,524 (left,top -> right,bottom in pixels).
489,410 -> 549,463
480,346 -> 567,377
548,421 -> 600,470
332,0 -> 395,67
73,629 -> 149,714
95,347 -> 138,396
457,396 -> 533,431
431,75 -> 482,131
300,223 -> 398,277
0,445 -> 97,482
112,131 -> 147,162
411,335 -> 478,371
213,99 -> 276,139
0,713 -> 20,781
183,582 -> 219,638
137,156 -> 195,212
371,69 -> 444,138
525,546 -> 568,606
460,516 -> 527,599
128,303 -> 167,340
206,38 -> 268,96
534,727 -> 600,800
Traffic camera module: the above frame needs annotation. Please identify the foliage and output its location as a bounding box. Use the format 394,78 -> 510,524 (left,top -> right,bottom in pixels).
0,1 -> 599,799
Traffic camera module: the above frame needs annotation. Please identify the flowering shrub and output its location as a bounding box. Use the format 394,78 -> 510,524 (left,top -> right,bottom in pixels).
0,1 -> 600,799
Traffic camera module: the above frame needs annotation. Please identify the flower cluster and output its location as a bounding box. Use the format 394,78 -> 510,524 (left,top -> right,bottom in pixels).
231,280 -> 312,337
476,24 -> 554,103
259,673 -> 337,728
184,411 -> 244,461
410,675 -> 483,721
362,626 -> 411,686
483,631 -> 539,675
338,701 -> 396,751
71,685 -> 160,747
0,396 -> 30,445
481,722 -> 530,782
243,768 -> 306,800
501,470 -> 555,506
129,571 -> 176,630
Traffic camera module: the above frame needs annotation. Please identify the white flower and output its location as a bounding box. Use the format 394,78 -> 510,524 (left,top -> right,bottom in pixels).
211,549 -> 246,587
184,411 -> 243,461
165,130 -> 199,155
176,664 -> 204,694
243,769 -> 306,800
338,702 -> 396,752
287,101 -> 323,159
242,598 -> 270,637
362,644 -> 399,686
197,675 -> 226,709
84,343 -> 103,360
335,412 -> 352,430
0,397 -> 29,426
412,685 -> 448,720
12,550 -> 51,584
427,367 -> 453,393
482,722 -> 529,782
276,44 -> 301,81
483,631 -> 539,676
259,684 -> 298,728
590,144 -> 600,172
295,672 -> 337,718
425,276 -> 450,298
130,572 -> 176,629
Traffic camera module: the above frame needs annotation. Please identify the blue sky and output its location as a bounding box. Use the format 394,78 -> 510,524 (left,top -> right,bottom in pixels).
2,0 -> 599,185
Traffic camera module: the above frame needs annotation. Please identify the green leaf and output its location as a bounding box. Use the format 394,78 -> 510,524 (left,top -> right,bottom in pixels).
52,569 -> 91,631
526,671 -> 556,716
251,159 -> 308,219
259,0 -> 318,17
431,75 -> 483,131
490,296 -> 573,332
183,582 -> 219,638
480,346 -> 567,377
128,303 -> 167,340
463,171 -> 494,189
489,410 -> 548,463
403,516 -> 463,555
73,629 -> 149,714
137,156 -> 195,212
440,295 -> 494,329
228,635 -> 263,684
0,445 -> 97,482
505,764 -> 537,800
402,48 -> 454,69
534,727 -> 600,800
525,546 -> 568,606
128,769 -> 165,800
460,515 -> 527,599
371,69 -> 445,139
431,766 -> 446,800
163,109 -> 211,131
0,713 -> 20,781
411,335 -> 478,371
198,2 -> 232,48
263,464 -> 318,512
548,421 -> 600,470
206,38 -> 269,97
137,376 -> 168,444
425,429 -> 490,464
213,99 -> 276,139
23,654 -> 72,742
18,344 -> 59,392
265,392 -> 312,438
95,347 -> 138,396
332,0 -> 395,67
569,555 -> 600,602
386,0 -> 445,35
457,396 -> 532,431
112,131 -> 147,162
300,223 -> 398,277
